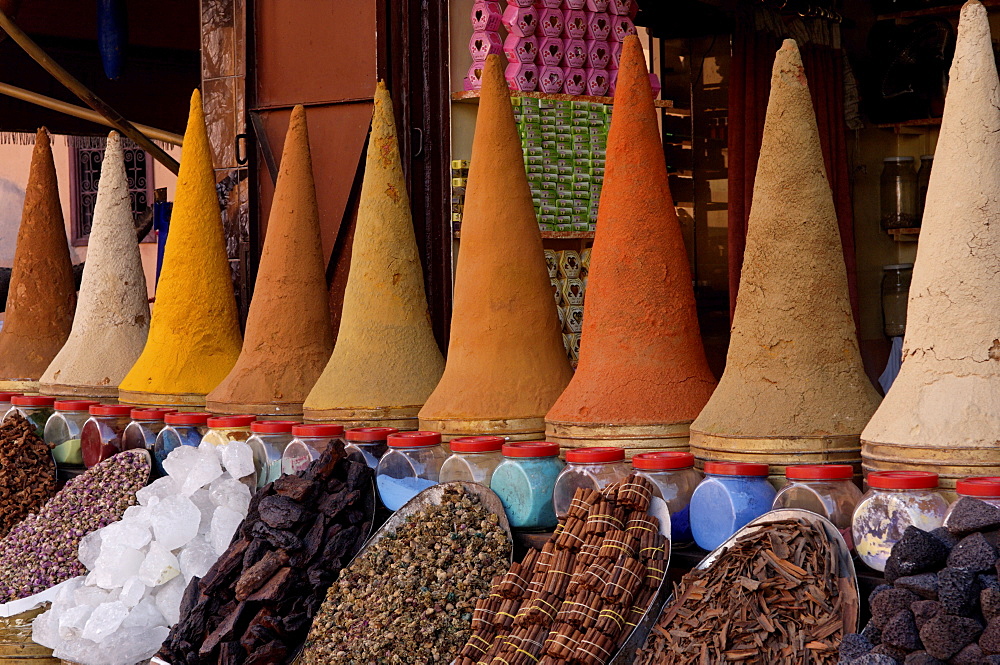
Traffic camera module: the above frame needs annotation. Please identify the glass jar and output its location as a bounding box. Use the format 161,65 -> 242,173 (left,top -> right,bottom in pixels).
344,427 -> 398,470
246,420 -> 297,490
490,442 -> 565,531
880,156 -> 918,230
773,465 -> 863,549
80,405 -> 134,468
852,471 -> 949,572
632,452 -> 702,548
440,436 -> 505,485
152,412 -> 211,478
0,393 -> 21,415
944,477 -> 1000,528
282,424 -> 346,477
375,431 -> 446,511
121,408 -> 175,456
201,415 -> 257,447
552,447 -> 630,518
881,264 -> 913,338
917,154 -> 932,224
5,395 -> 56,437
689,462 -> 777,552
43,400 -> 99,468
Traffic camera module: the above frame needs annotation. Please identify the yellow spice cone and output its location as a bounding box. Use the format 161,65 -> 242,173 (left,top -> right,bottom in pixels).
419,55 -> 574,440
689,40 -> 880,480
0,128 -> 76,391
207,106 -> 334,416
118,90 -> 242,407
40,132 -> 149,398
303,83 -> 444,428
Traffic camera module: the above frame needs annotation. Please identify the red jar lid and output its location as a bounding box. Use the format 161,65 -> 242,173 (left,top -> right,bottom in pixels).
251,420 -> 298,434
704,462 -> 770,477
130,408 -> 176,420
387,431 -> 441,448
346,427 -> 399,442
293,424 -> 345,438
90,404 -> 134,417
0,393 -> 21,401
207,415 -> 257,428
785,464 -> 854,481
450,436 -> 504,453
165,412 -> 211,426
565,447 -> 625,464
867,471 -> 939,490
10,396 -> 55,407
632,451 -> 694,470
54,400 -> 100,412
956,477 -> 1000,498
502,441 -> 560,458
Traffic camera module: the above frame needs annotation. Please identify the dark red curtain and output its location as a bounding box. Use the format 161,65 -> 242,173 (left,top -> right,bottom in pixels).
727,23 -> 859,328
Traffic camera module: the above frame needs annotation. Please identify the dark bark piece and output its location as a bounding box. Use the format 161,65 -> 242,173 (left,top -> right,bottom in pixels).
272,474 -> 314,502
244,640 -> 288,665
236,549 -> 290,601
200,601 -> 251,657
200,538 -> 249,590
246,566 -> 293,603
250,521 -> 302,551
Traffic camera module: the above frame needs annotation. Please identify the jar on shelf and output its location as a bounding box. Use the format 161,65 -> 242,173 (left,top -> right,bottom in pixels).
344,427 -> 398,470
944,477 -> 1000,527
80,405 -> 134,468
772,465 -> 863,549
201,415 -> 257,447
917,154 -> 932,224
153,412 -> 211,478
440,436 -> 505,485
282,424 -> 346,477
246,420 -> 297,490
375,431 -> 447,511
880,156 -> 918,230
632,451 -> 702,548
689,462 -> 777,552
121,408 -> 176,456
490,442 -> 565,531
5,395 -> 56,437
0,393 -> 21,415
852,471 -> 949,573
881,264 -> 913,338
43,400 -> 99,468
552,447 -> 630,518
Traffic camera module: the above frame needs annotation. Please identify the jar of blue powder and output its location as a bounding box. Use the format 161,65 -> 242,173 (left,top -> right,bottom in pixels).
152,412 -> 210,478
689,462 -> 776,551
376,431 -> 446,511
245,420 -> 297,490
282,424 -> 345,476
490,442 -> 564,531
772,464 -> 862,549
552,447 -> 630,518
440,436 -> 505,485
632,452 -> 702,548
344,427 -> 398,470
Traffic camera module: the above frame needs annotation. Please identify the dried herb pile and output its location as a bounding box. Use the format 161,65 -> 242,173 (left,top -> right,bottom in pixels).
840,497 -> 1000,664
455,474 -> 669,665
635,517 -> 845,665
157,443 -> 374,665
0,412 -> 57,537
301,484 -> 511,665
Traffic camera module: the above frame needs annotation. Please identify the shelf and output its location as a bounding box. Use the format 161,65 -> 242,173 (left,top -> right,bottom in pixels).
668,170 -> 694,179
878,0 -> 1000,19
451,90 -> 691,116
887,227 -> 920,241
875,117 -> 942,131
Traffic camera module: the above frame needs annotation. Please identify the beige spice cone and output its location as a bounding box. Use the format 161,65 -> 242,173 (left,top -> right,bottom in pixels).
303,83 -> 443,426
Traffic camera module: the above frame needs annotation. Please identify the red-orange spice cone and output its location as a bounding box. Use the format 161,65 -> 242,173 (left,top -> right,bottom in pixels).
545,35 -> 717,457
418,54 -> 573,440
206,105 -> 334,416
0,128 -> 76,391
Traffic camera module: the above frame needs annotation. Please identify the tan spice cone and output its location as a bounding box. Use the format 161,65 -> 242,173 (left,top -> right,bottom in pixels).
118,90 -> 242,407
207,105 -> 334,416
418,55 -> 574,440
689,40 -> 880,480
545,36 -> 716,457
40,132 -> 149,399
862,1 -> 1000,495
0,128 -> 76,392
303,83 -> 443,428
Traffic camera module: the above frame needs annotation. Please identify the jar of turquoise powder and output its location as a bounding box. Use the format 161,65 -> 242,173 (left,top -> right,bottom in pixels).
376,431 -> 446,511
43,400 -> 99,468
689,462 -> 776,551
632,451 -> 702,548
552,446 -> 630,518
490,442 -> 564,531
440,436 -> 504,485
246,420 -> 297,490
282,424 -> 345,477
344,427 -> 398,470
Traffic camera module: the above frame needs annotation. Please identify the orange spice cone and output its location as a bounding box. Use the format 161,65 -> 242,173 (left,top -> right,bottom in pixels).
118,90 -> 242,408
302,83 -> 443,428
418,55 -> 574,440
0,128 -> 76,392
40,132 -> 149,398
689,40 -> 880,481
545,36 -> 717,457
206,106 -> 334,416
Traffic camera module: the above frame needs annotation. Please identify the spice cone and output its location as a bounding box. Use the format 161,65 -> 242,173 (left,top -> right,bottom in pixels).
118,90 -> 242,407
303,83 -> 443,428
39,132 -> 149,399
862,1 -> 1000,495
689,40 -> 879,480
0,128 -> 76,392
418,55 -> 573,440
545,36 -> 717,456
207,106 -> 334,416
